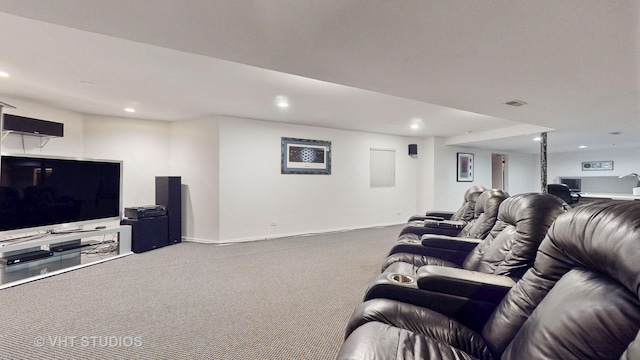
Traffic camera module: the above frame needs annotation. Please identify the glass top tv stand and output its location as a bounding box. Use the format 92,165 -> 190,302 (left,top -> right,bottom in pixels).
0,225 -> 132,289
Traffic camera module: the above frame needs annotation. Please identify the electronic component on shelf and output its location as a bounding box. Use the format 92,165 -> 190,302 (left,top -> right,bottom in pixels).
0,250 -> 54,266
124,205 -> 167,219
51,240 -> 106,252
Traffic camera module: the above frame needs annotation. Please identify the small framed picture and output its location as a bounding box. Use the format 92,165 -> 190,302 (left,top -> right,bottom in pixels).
582,160 -> 613,171
457,153 -> 474,182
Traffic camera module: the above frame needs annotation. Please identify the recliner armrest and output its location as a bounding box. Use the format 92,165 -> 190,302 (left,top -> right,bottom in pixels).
423,211 -> 454,220
387,236 -> 480,265
363,266 -> 516,332
387,240 -> 442,257
421,235 -> 482,252
420,219 -> 441,227
431,220 -> 466,229
416,265 -> 516,302
407,215 -> 446,222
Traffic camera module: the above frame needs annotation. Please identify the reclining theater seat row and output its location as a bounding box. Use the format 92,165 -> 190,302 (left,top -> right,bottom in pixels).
407,185 -> 486,223
385,192 -> 555,276
337,201 -> 640,360
362,193 -> 565,330
398,188 -> 508,242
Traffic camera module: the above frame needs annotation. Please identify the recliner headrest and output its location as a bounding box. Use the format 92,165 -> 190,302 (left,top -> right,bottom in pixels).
474,189 -> 508,219
546,201 -> 640,296
464,185 -> 487,201
463,192 -> 566,277
497,192 -> 565,226
459,189 -> 509,238
452,185 -> 487,222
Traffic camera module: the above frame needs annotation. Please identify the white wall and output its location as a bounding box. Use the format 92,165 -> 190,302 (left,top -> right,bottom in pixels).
1,97 -> 543,243
432,138 -> 493,211
417,137 -> 538,213
1,98 -> 423,243
82,115 -> 171,209
169,117 -> 220,242
217,116 -> 420,242
416,137 -> 436,212
507,151 -> 539,195
548,147 -> 640,182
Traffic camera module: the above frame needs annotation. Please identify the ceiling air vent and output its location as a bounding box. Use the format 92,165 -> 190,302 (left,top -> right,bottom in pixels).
504,100 -> 527,107
609,131 -> 622,135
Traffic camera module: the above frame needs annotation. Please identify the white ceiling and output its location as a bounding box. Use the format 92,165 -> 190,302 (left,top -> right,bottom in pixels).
0,1 -> 637,154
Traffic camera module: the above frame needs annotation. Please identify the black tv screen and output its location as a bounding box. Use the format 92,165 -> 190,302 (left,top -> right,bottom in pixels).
0,155 -> 122,233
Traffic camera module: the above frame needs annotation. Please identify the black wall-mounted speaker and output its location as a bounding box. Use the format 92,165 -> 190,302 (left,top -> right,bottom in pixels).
408,144 -> 418,155
3,114 -> 64,137
155,176 -> 182,245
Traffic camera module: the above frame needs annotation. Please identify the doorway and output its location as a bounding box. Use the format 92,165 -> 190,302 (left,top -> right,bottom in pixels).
492,154 -> 509,192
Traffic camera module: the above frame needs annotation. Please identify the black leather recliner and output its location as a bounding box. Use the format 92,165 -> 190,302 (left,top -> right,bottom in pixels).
398,189 -> 508,241
364,193 -> 564,327
337,201 -> 640,360
547,183 -> 580,206
405,185 -> 486,225
395,189 -> 509,247
382,193 -> 564,274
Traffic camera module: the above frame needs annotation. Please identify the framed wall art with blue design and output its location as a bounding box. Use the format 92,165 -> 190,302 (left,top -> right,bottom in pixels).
281,137 -> 331,175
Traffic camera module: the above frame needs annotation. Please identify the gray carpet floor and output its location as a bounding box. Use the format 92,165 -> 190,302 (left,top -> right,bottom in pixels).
0,225 -> 402,360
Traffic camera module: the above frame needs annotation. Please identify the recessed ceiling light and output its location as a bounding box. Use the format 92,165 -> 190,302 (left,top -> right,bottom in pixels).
533,137 -> 542,141
464,131 -> 472,135
578,145 -> 587,149
275,96 -> 289,108
80,81 -> 95,86
410,118 -> 423,130
124,107 -> 135,113
0,71 -> 9,78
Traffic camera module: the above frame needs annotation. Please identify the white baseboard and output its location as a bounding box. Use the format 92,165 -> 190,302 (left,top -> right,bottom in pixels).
181,222 -> 404,245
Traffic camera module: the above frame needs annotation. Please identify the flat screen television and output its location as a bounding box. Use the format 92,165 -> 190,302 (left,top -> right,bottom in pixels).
560,177 -> 582,193
0,154 -> 122,234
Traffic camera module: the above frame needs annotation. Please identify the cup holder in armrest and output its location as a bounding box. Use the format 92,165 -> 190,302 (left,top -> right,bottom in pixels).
388,273 -> 415,284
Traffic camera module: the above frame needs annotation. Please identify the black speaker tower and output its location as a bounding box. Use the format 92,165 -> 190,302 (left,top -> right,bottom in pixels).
155,176 -> 182,245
